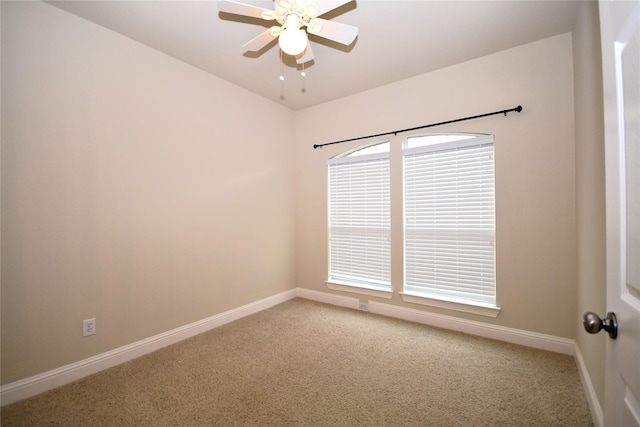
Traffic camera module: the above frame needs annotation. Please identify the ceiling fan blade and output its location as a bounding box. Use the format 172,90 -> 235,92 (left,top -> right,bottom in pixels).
243,28 -> 278,51
315,0 -> 353,17
311,18 -> 358,45
218,0 -> 273,19
296,42 -> 314,64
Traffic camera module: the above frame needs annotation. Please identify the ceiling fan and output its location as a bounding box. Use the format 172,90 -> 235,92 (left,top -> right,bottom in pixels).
218,0 -> 358,64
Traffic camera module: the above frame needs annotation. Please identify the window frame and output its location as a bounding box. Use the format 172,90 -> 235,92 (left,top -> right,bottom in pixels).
401,133 -> 500,317
326,140 -> 393,298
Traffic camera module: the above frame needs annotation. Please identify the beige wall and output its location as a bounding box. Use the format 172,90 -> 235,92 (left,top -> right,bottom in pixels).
573,0 -> 607,408
1,1 -> 296,384
2,0 -> 605,397
294,33 -> 578,338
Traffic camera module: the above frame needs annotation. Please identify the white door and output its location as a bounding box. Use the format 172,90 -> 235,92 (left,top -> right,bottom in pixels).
600,0 -> 640,425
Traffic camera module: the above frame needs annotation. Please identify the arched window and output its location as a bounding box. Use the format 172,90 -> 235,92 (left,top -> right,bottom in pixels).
327,140 -> 391,292
325,133 -> 497,310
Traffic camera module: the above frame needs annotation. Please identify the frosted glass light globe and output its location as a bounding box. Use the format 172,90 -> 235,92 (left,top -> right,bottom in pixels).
279,26 -> 308,56
278,14 -> 308,56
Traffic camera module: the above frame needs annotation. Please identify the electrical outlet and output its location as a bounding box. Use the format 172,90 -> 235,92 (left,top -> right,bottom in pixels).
358,302 -> 369,312
83,318 -> 96,337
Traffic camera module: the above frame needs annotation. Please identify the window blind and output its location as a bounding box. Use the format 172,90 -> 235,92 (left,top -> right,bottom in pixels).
328,152 -> 391,289
403,136 -> 496,305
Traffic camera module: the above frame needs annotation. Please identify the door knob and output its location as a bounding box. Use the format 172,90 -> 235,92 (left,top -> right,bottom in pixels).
582,312 -> 617,339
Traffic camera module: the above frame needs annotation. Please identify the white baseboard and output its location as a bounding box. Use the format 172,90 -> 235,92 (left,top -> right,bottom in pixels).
0,289 -> 297,406
295,287 -> 360,309
370,300 -> 575,354
574,344 -> 604,427
297,289 -> 575,355
0,288 -> 578,407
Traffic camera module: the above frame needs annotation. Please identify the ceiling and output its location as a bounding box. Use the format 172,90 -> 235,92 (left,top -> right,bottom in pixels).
46,0 -> 582,111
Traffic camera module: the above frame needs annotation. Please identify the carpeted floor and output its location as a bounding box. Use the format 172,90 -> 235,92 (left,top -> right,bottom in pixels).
1,298 -> 593,426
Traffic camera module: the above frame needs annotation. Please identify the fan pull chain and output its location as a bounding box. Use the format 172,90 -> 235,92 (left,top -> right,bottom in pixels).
301,62 -> 306,93
279,50 -> 285,81
279,50 -> 285,100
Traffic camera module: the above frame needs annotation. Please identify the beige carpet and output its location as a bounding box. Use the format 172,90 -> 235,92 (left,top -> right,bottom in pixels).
1,298 -> 592,426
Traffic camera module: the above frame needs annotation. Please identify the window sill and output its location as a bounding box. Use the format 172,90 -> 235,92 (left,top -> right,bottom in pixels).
326,281 -> 394,299
400,292 -> 501,318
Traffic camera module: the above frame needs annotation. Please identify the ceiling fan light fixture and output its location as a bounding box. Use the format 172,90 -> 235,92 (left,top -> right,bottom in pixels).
261,10 -> 278,20
279,27 -> 308,55
303,2 -> 320,18
269,26 -> 284,37
278,14 -> 308,56
277,0 -> 295,10
306,18 -> 323,34
219,0 -> 359,64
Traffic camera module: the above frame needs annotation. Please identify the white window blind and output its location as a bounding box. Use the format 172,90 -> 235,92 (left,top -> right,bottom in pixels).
403,135 -> 496,306
328,151 -> 391,290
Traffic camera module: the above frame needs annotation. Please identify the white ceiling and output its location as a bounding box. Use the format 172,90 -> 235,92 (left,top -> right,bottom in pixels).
46,0 -> 582,111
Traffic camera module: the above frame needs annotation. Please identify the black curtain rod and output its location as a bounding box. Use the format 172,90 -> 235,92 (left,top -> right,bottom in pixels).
313,105 -> 523,149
